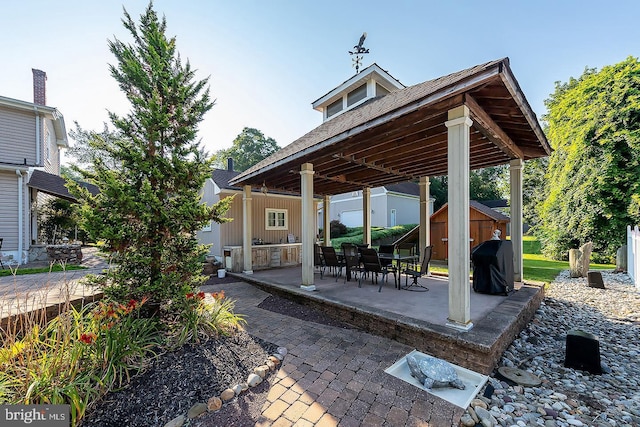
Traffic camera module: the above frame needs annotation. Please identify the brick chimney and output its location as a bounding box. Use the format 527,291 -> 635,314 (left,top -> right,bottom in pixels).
32,69 -> 47,105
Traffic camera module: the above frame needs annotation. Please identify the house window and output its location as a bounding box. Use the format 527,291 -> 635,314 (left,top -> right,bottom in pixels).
202,221 -> 212,232
45,127 -> 51,163
376,83 -> 390,97
347,83 -> 367,107
326,98 -> 343,118
266,208 -> 288,230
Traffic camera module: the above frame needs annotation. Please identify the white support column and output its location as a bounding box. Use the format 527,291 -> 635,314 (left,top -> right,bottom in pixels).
300,163 -> 316,290
242,185 -> 253,274
323,195 -> 331,247
445,105 -> 473,331
362,187 -> 371,246
419,176 -> 431,255
510,158 -> 524,282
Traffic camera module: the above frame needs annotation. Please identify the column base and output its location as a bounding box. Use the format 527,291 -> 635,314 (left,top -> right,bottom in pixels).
300,284 -> 316,291
446,319 -> 474,332
242,270 -> 254,275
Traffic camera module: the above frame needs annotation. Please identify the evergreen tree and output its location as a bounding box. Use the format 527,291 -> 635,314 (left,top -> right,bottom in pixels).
70,3 -> 232,311
537,57 -> 640,260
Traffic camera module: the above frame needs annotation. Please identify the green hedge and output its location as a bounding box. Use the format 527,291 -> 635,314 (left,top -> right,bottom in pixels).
330,224 -> 416,248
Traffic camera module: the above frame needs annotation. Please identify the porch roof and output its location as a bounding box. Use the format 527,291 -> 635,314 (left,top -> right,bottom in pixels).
28,170 -> 98,202
230,57 -> 550,196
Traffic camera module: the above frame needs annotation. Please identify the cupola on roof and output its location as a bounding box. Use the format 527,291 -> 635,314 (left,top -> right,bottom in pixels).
311,63 -> 405,122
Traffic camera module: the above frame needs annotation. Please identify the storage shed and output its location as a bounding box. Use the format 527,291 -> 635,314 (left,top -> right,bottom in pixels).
431,200 -> 510,261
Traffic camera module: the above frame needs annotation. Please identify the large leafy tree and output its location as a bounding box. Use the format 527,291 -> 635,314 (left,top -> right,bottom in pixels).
70,3 -> 231,310
213,127 -> 279,171
522,157 -> 548,230
429,166 -> 507,211
537,56 -> 640,260
469,165 -> 508,202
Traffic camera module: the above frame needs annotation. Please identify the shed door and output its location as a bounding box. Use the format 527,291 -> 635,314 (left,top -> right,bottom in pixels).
431,222 -> 447,260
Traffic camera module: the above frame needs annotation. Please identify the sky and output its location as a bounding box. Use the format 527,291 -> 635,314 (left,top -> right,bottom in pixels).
2,1 -> 639,164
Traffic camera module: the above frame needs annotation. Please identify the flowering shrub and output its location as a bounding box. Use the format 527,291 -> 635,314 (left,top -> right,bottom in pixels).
0,297 -> 160,426
79,296 -> 160,390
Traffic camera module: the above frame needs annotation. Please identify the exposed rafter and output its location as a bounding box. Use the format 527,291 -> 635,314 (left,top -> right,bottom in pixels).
311,171 -> 370,188
332,154 -> 419,181
465,94 -> 524,160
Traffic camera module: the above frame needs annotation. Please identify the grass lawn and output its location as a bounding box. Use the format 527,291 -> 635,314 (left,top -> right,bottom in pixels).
431,235 -> 615,284
0,264 -> 86,277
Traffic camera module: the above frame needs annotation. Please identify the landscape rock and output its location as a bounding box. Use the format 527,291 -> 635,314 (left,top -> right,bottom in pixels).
207,396 -> 222,411
247,373 -> 262,387
254,365 -> 269,378
220,388 -> 235,402
163,415 -> 185,427
187,403 -> 207,419
268,355 -> 281,364
460,413 -> 475,426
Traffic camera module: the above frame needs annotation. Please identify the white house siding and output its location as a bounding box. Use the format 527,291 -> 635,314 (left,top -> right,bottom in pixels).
387,193 -> 420,225
329,187 -> 419,228
197,178 -> 218,256
0,172 -> 19,250
0,106 -> 36,165
43,118 -> 61,174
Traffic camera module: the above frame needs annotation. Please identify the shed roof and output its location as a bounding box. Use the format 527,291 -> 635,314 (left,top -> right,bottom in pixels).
432,200 -> 510,223
230,58 -> 550,196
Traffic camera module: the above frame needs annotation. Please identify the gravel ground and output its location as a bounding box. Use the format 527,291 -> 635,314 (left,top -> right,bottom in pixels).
462,271 -> 640,427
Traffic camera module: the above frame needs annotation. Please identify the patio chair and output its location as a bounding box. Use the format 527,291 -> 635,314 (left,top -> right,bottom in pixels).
341,243 -> 364,283
378,244 -> 397,272
320,245 -> 345,281
355,243 -> 369,252
359,248 -> 396,292
402,245 -> 433,292
314,243 -> 324,272
396,242 -> 417,269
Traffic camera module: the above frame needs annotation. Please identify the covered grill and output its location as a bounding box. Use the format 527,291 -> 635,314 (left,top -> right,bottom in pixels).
471,240 -> 514,295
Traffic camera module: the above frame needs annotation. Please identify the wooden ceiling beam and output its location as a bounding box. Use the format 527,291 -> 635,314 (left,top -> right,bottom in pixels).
312,172 -> 371,189
465,94 -> 524,159
332,154 -> 420,181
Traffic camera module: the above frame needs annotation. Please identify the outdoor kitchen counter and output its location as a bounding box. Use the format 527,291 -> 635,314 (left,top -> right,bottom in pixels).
223,243 -> 302,272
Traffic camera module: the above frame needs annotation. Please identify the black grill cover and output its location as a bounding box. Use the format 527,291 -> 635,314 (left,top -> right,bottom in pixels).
471,240 -> 514,295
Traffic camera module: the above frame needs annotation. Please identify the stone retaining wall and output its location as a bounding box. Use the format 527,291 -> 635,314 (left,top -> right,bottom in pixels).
46,244 -> 83,264
241,275 -> 545,375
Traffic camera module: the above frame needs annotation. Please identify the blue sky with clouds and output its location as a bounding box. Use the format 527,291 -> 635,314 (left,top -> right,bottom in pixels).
2,1 -> 639,160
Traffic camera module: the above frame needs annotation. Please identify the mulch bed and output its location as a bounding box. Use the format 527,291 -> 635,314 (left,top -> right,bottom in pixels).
80,331 -> 278,427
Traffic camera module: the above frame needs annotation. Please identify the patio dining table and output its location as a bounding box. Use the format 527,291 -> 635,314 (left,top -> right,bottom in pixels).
378,253 -> 419,289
